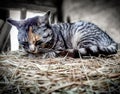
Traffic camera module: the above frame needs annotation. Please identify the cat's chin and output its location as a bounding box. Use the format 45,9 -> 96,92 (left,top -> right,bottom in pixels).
27,48 -> 39,54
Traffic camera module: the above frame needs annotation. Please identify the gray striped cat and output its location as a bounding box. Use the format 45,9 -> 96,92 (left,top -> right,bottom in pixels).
7,11 -> 118,58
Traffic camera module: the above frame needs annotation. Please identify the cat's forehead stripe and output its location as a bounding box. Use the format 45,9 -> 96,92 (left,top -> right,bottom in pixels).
28,26 -> 41,44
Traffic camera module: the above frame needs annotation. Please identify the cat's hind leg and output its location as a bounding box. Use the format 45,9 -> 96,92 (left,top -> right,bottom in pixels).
75,45 -> 99,57
58,46 -> 98,58
98,43 -> 118,55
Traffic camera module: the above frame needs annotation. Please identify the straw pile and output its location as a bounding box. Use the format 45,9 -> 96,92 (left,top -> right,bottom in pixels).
0,50 -> 120,94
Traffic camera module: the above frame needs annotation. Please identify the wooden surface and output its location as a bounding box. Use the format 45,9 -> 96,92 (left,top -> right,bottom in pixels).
0,19 -> 4,29
0,22 -> 11,52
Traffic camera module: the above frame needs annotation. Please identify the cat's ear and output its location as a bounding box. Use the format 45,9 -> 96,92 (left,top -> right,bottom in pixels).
7,18 -> 20,28
43,11 -> 51,25
37,11 -> 51,26
44,10 -> 51,19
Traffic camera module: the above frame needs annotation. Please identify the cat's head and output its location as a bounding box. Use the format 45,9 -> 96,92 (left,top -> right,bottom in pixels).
7,11 -> 53,53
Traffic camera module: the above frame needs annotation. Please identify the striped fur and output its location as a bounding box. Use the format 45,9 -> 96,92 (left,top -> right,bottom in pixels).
7,11 -> 118,58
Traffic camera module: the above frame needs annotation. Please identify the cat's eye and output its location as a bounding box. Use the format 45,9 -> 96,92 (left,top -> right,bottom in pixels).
35,40 -> 43,45
21,42 -> 29,46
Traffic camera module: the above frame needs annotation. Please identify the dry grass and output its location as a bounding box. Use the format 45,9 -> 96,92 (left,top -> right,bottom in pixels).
0,50 -> 120,94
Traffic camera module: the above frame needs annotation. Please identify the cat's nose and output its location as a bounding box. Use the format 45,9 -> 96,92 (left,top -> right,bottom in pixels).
29,44 -> 35,52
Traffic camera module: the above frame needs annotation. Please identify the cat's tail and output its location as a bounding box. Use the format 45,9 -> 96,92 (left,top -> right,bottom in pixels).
99,43 -> 118,55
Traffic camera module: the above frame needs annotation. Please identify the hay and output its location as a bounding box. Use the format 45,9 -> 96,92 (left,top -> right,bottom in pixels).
0,50 -> 120,94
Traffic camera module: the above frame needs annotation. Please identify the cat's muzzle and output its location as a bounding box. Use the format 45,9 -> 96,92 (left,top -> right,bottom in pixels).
29,44 -> 36,52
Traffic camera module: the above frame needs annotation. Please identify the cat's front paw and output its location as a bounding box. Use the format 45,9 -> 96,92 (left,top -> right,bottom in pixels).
42,52 -> 57,58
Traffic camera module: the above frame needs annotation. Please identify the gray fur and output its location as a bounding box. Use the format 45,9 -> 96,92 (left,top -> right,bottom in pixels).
7,11 -> 118,58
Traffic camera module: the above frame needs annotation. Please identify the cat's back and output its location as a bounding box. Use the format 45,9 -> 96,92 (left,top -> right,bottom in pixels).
71,20 -> 104,33
51,20 -> 101,33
